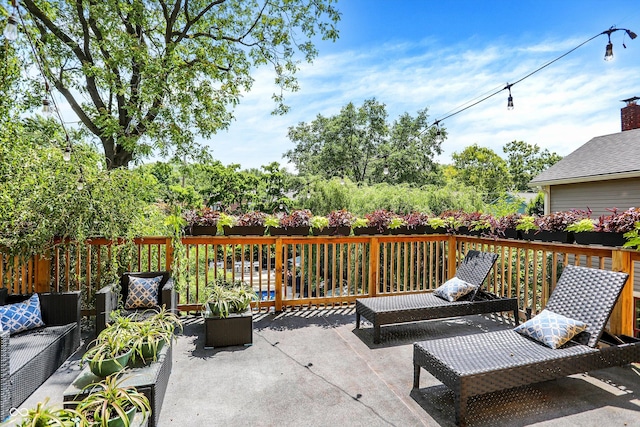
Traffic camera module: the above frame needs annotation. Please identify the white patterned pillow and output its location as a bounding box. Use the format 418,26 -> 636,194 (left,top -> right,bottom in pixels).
125,276 -> 162,309
0,294 -> 45,334
514,309 -> 587,349
433,277 -> 477,302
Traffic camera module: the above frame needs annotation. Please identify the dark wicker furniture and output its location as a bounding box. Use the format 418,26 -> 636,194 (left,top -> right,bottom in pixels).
413,265 -> 640,426
95,271 -> 176,335
355,251 -> 518,343
0,292 -> 81,421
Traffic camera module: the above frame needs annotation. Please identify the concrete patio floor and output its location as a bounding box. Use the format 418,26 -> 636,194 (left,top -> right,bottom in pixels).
10,308 -> 640,427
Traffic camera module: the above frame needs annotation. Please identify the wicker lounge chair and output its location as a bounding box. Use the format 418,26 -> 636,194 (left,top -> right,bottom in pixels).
355,250 -> 518,343
413,265 -> 640,426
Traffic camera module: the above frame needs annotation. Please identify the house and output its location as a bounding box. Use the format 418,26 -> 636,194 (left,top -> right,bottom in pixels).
529,97 -> 640,217
529,96 -> 640,337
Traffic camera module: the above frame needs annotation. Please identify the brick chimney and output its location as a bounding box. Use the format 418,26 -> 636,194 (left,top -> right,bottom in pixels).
621,96 -> 640,131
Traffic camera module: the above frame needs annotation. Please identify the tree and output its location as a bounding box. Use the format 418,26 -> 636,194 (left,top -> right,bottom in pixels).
285,99 -> 443,185
451,144 -> 510,203
20,0 -> 340,168
503,140 -> 562,191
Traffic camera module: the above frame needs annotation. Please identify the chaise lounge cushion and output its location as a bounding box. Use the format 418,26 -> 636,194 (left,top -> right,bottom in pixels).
433,277 -> 476,302
0,294 -> 45,334
514,309 -> 587,349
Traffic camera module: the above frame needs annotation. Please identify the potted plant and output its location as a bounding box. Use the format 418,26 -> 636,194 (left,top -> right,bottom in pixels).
516,214 -> 538,240
269,209 -> 312,236
81,333 -> 133,378
388,214 -> 409,234
130,307 -> 182,363
495,213 -> 522,239
77,374 -> 151,427
202,279 -> 258,348
351,217 -> 370,235
353,209 -> 395,235
403,212 -> 429,234
439,210 -> 464,233
183,207 -> 220,236
426,217 -> 447,234
573,207 -> 640,247
534,210 -> 587,243
469,213 -> 496,236
316,209 -> 355,236
222,211 -> 267,236
310,215 -> 329,235
17,398 -> 87,427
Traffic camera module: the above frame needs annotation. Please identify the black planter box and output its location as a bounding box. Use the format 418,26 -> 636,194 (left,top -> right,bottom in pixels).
185,225 -> 218,236
389,225 -> 428,235
312,226 -> 351,236
223,225 -> 266,236
204,309 -> 253,349
425,226 -> 447,235
501,228 -> 520,240
521,230 -> 574,243
353,226 -> 388,235
269,226 -> 311,236
573,231 -> 626,247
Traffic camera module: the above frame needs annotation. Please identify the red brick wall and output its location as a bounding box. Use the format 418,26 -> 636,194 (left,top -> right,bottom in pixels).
621,103 -> 640,131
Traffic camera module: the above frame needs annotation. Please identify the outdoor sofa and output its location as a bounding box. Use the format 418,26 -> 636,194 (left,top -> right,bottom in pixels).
355,250 -> 519,343
0,291 -> 81,421
413,265 -> 640,426
95,271 -> 176,335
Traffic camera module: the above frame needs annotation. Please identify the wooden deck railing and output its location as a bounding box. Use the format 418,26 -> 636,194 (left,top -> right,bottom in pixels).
1,234 -> 636,335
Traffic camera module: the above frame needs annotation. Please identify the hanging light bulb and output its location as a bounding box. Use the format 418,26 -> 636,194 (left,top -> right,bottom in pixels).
383,165 -> 390,176
340,177 -> 345,186
42,98 -> 52,115
306,190 -> 311,199
604,40 -> 614,61
63,143 -> 72,162
3,14 -> 18,41
506,85 -> 514,110
76,175 -> 85,191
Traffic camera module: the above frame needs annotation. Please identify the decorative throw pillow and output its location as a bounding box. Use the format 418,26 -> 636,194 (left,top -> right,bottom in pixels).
514,309 -> 588,349
433,277 -> 477,302
125,276 -> 162,310
0,293 -> 45,334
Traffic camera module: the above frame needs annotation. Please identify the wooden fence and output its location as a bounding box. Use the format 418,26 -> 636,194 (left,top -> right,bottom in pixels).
0,234 -> 636,336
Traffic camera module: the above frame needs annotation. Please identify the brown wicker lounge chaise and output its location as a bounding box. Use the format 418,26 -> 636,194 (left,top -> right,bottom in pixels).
413,265 -> 640,426
356,250 -> 519,343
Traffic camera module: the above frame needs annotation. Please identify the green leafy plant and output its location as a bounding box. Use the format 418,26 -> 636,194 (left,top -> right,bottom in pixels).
566,218 -> 596,233
81,333 -> 132,377
310,215 -> 329,230
327,209 -> 356,227
77,375 -> 151,427
623,221 -> 640,250
265,215 -> 280,228
388,216 -> 406,230
18,398 -> 87,427
352,217 -> 369,228
427,217 -> 446,229
204,280 -> 258,318
516,215 -> 538,232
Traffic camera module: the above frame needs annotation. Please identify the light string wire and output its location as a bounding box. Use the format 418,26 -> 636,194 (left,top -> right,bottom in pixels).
426,27 -> 634,134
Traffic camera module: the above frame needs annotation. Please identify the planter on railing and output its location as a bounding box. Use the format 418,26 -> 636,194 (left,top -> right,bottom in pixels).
222,225 -> 266,236
312,226 -> 351,236
185,226 -> 218,236
573,231 -> 626,247
353,226 -> 387,236
269,226 -> 311,236
521,230 -> 574,244
389,225 -> 428,235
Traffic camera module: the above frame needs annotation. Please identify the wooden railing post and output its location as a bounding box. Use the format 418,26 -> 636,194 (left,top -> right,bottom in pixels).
369,237 -> 379,297
165,237 -> 173,272
34,253 -> 51,294
275,238 -> 283,312
447,235 -> 457,279
610,249 -> 633,336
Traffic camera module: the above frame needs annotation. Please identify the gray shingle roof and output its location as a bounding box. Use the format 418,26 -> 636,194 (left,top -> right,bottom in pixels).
529,127 -> 640,186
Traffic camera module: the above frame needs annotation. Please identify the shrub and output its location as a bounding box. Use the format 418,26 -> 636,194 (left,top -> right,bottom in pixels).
327,209 -> 356,227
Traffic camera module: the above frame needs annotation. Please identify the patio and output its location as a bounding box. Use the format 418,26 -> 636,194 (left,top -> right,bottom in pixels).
12,308 -> 640,427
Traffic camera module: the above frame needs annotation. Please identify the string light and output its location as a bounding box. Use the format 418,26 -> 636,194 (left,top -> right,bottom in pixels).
506,84 -> 514,110
3,14 -> 18,41
63,140 -> 72,162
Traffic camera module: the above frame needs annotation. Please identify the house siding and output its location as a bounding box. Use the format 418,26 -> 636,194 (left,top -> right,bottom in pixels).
549,177 -> 640,217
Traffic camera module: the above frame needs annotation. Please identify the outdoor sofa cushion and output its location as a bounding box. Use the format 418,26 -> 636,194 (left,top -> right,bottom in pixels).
433,277 -> 476,302
0,293 -> 45,334
125,275 -> 163,309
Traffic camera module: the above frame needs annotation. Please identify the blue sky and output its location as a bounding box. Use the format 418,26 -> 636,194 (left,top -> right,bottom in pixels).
204,0 -> 640,172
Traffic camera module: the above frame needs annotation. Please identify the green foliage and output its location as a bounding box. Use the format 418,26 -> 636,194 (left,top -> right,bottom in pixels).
204,279 -> 258,318
285,99 -> 443,185
21,0 -> 340,168
516,215 -> 538,232
566,218 -> 595,232
451,143 -> 510,203
503,140 -> 562,191
527,192 -> 545,216
623,222 -> 640,250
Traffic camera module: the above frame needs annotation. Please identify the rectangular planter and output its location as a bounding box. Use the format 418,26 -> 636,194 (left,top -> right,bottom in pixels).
573,231 -> 626,247
204,309 -> 253,349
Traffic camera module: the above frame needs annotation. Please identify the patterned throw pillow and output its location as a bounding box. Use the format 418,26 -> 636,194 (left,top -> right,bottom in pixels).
0,294 -> 45,334
514,309 -> 588,349
433,277 -> 477,302
125,276 -> 162,310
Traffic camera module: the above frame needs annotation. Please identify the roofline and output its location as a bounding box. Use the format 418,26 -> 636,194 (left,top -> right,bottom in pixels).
528,170 -> 640,187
